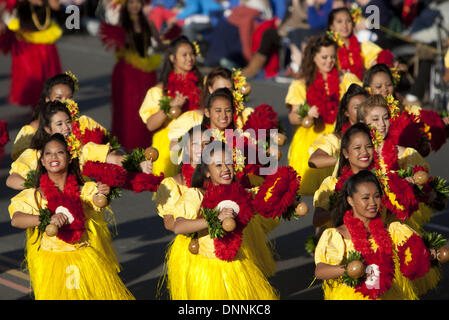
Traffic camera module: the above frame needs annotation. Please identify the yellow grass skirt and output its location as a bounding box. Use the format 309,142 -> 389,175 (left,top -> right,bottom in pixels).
241,215 -> 278,278
288,124 -> 335,196
163,234 -> 279,300
26,236 -> 134,300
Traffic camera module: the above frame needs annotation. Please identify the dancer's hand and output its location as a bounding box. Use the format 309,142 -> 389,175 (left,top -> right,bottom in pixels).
139,159 -> 153,174
97,182 -> 111,196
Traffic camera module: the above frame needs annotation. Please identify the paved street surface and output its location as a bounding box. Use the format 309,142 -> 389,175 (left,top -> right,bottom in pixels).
0,34 -> 448,300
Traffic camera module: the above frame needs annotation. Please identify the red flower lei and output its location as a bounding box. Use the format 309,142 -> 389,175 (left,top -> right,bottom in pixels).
81,161 -> 128,187
71,121 -> 106,146
397,233 -> 430,280
388,111 -> 422,150
182,163 -> 195,188
201,182 -> 254,261
242,104 -> 280,137
81,160 -> 164,193
253,166 -> 300,219
336,35 -> 364,80
373,136 -> 419,221
376,49 -> 394,67
306,68 -> 340,124
344,210 -> 395,299
165,71 -> 201,112
39,173 -> 87,243
419,109 -> 448,152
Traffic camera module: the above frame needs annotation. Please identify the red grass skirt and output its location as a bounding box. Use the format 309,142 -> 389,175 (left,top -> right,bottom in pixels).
9,40 -> 62,107
111,59 -> 156,151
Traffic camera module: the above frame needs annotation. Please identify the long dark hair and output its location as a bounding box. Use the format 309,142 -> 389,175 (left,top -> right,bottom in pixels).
35,133 -> 84,188
191,140 -> 233,188
334,84 -> 369,135
332,170 -> 383,227
120,0 -> 152,54
336,122 -> 373,177
201,87 -> 235,129
300,34 -> 338,87
327,7 -> 354,31
158,36 -> 203,90
32,73 -> 76,122
30,101 -> 72,151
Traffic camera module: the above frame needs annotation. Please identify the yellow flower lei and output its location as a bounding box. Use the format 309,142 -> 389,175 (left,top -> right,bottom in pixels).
370,125 -> 384,149
385,94 -> 400,120
192,41 -> 201,56
326,31 -> 345,47
65,71 -> 79,91
66,133 -> 82,160
63,99 -> 80,121
232,68 -> 248,115
350,3 -> 362,25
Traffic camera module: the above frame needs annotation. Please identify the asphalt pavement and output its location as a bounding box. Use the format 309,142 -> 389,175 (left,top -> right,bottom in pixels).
0,33 -> 448,300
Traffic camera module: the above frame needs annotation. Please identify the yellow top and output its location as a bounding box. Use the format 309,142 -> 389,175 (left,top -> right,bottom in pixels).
315,221 -> 415,265
7,18 -> 62,44
360,41 -> 383,70
167,107 -> 255,142
308,132 -> 341,157
12,125 -> 36,161
154,177 -> 189,218
8,181 -> 103,252
139,86 -> 164,125
313,176 -> 338,211
175,187 -> 217,258
167,110 -> 204,142
285,72 -> 362,107
11,116 -> 106,161
10,143 -> 110,179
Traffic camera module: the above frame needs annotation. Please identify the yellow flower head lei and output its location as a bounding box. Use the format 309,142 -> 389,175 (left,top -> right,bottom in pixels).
350,3 -> 362,25
365,86 -> 372,95
369,125 -> 384,148
66,133 -> 82,160
232,68 -> 248,115
192,41 -> 201,57
389,67 -> 401,86
65,71 -> 79,92
385,94 -> 400,120
326,30 -> 344,47
233,148 -> 246,172
63,99 -> 80,121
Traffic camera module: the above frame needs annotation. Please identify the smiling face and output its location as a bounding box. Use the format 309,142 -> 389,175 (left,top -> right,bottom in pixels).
204,96 -> 233,130
207,150 -> 234,185
330,10 -> 353,39
313,45 -> 337,74
45,84 -> 73,103
369,72 -> 394,97
170,43 -> 195,74
343,132 -> 374,173
347,181 -> 382,221
364,106 -> 390,138
40,140 -> 70,175
46,111 -> 72,138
